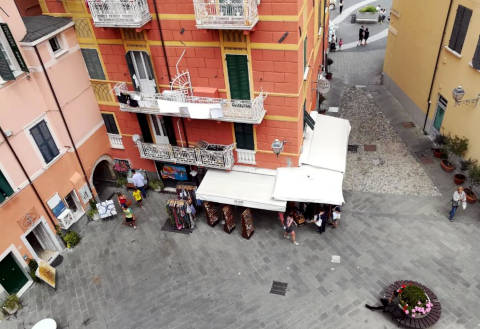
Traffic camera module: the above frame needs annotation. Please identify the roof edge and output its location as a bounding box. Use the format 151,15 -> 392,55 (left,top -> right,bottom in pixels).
20,21 -> 74,47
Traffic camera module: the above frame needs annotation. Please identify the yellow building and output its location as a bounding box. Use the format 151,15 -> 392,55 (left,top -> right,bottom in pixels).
384,0 -> 480,160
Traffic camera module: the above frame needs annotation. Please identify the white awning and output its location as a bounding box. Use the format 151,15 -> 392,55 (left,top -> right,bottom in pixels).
300,112 -> 351,173
273,166 -> 345,205
196,168 -> 286,212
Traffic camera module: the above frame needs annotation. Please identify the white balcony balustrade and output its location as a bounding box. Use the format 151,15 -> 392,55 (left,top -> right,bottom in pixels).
87,0 -> 151,28
137,141 -> 235,170
236,149 -> 256,164
114,83 -> 267,124
193,0 -> 260,30
108,133 -> 125,149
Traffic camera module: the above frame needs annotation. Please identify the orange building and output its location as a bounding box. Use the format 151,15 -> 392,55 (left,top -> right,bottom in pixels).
0,0 -> 110,297
36,0 -> 329,190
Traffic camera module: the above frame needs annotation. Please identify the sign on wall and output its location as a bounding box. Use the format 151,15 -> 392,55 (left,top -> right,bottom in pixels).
78,183 -> 93,204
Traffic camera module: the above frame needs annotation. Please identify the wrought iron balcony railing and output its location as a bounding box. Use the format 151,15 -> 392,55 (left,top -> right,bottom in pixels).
193,0 -> 259,30
137,141 -> 235,170
114,83 -> 266,124
87,0 -> 151,28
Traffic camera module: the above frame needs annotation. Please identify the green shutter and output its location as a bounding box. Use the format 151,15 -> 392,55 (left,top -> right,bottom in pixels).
304,36 -> 308,70
234,123 -> 254,150
226,54 -> 250,100
101,113 -> 119,134
0,45 -> 14,81
0,170 -> 14,203
81,48 -> 105,80
0,23 -> 28,72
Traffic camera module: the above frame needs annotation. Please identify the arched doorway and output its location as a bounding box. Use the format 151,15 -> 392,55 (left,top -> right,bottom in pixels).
91,156 -> 116,199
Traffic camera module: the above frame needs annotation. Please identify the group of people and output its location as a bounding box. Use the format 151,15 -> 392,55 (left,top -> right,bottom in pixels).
357,25 -> 370,46
280,203 -> 342,246
116,169 -> 148,230
376,5 -> 388,23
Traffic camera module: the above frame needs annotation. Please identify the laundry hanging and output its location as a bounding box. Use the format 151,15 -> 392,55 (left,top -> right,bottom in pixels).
166,199 -> 193,230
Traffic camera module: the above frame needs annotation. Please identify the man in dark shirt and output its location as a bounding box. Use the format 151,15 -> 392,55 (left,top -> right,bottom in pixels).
365,291 -> 405,319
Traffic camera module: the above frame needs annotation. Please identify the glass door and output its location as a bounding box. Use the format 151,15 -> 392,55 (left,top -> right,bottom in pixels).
150,115 -> 169,144
129,51 -> 156,95
432,95 -> 447,133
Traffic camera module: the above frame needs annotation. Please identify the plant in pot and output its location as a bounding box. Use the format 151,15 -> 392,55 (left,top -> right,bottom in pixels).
460,158 -> 477,171
62,230 -> 81,249
446,135 -> 469,183
116,176 -> 127,188
466,163 -> 480,204
86,199 -> 99,220
2,294 -> 21,315
148,179 -> 164,192
397,284 -> 432,318
28,258 -> 40,283
432,134 -> 447,158
440,153 -> 455,172
359,5 -> 378,12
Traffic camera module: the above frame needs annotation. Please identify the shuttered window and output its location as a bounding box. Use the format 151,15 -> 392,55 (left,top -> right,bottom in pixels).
0,170 -> 14,203
81,48 -> 105,80
0,23 -> 28,81
472,36 -> 480,70
304,36 -> 308,71
448,5 -> 472,54
226,54 -> 250,100
30,120 -> 59,164
234,123 -> 254,150
101,113 -> 119,134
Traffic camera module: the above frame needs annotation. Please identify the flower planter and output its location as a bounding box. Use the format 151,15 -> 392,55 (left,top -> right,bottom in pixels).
454,173 -> 466,185
440,159 -> 455,172
464,188 -> 477,204
432,148 -> 444,158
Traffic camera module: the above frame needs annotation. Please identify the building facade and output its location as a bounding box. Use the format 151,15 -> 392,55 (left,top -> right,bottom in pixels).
0,0 -> 110,297
36,0 -> 329,186
384,0 -> 480,159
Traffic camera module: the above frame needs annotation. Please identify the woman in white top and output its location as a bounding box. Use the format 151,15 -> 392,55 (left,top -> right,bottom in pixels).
449,186 -> 466,221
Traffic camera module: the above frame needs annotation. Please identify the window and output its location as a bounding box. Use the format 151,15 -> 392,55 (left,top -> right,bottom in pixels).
48,37 -> 61,53
472,36 -> 480,70
81,48 -> 106,80
0,23 -> 28,81
225,54 -> 250,100
448,5 -> 472,54
30,120 -> 59,164
0,169 -> 14,203
101,113 -> 119,134
234,123 -> 254,150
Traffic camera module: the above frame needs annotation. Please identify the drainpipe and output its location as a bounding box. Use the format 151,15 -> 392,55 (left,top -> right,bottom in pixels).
33,45 -> 94,196
0,126 -> 57,228
153,0 -> 189,147
322,0 -> 327,72
423,0 -> 454,133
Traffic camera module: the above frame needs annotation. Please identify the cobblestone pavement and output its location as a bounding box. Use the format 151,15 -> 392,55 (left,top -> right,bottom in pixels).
2,187 -> 480,329
341,87 -> 440,196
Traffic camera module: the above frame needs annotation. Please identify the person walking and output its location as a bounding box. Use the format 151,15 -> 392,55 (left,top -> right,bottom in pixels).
132,188 -> 143,208
131,169 -> 147,198
283,212 -> 299,245
338,38 -> 343,50
331,206 -> 341,228
339,0 -> 343,14
122,204 -> 137,229
449,186 -> 466,221
357,25 -> 364,46
311,208 -> 327,234
363,28 -> 370,45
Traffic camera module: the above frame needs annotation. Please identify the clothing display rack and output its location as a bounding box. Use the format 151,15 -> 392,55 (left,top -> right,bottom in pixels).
176,183 -> 198,207
166,199 -> 194,230
203,201 -> 220,227
222,205 -> 235,234
241,208 -> 254,239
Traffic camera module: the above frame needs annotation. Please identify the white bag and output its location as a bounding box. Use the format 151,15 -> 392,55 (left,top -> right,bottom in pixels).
462,201 -> 467,210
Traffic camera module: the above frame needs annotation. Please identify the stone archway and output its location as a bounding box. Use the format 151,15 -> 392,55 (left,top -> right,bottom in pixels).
91,155 -> 116,198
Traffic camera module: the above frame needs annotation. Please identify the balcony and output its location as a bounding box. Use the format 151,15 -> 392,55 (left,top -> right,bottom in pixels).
193,0 -> 259,30
87,0 -> 151,28
115,83 -> 267,124
108,133 -> 125,149
137,141 -> 235,170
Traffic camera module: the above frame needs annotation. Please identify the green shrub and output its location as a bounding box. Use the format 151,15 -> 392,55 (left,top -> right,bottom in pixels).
63,231 -> 81,248
86,207 -> 98,220
2,294 -> 21,310
400,285 -> 427,306
148,179 -> 163,190
446,134 -> 468,158
469,163 -> 480,186
116,176 -> 127,187
359,5 -> 377,12
27,259 -> 40,282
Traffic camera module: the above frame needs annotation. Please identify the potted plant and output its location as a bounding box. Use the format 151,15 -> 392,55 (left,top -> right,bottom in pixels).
446,134 -> 468,158
432,134 -> 447,158
62,230 -> 81,249
2,294 -> 21,316
86,199 -> 99,220
466,163 -> 480,204
28,259 -> 40,283
460,158 -> 476,171
116,176 -> 127,188
454,173 -> 466,185
397,284 -> 433,318
148,179 -> 164,192
440,154 -> 455,172
356,5 -> 379,23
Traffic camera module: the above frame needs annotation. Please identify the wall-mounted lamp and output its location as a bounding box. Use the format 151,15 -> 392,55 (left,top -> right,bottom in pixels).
271,139 -> 287,157
452,85 -> 480,107
132,134 -> 141,144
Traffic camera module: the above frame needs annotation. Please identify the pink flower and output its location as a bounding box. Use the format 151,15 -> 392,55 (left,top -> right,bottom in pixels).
405,310 -> 409,314
412,314 -> 416,318
418,301 -> 421,305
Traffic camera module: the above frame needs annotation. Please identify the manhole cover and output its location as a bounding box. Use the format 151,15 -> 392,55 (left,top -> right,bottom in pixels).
270,281 -> 288,296
402,122 -> 415,128
348,145 -> 359,153
364,145 -> 377,152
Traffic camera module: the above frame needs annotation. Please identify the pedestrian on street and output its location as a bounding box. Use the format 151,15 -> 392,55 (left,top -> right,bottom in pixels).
331,205 -> 341,228
132,188 -> 143,208
122,204 -> 137,229
339,0 -> 343,14
380,8 -> 386,23
283,212 -> 299,245
449,186 -> 466,221
365,290 -> 405,320
131,169 -> 147,198
310,208 -> 327,234
363,28 -> 370,45
338,38 -> 343,50
358,25 -> 364,46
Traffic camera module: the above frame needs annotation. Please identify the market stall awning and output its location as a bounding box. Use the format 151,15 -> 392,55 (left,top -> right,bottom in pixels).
273,166 -> 345,205
300,112 -> 351,173
196,168 -> 286,212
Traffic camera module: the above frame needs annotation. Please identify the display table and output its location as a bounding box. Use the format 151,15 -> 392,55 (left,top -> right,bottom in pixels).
31,318 -> 57,329
96,200 -> 117,219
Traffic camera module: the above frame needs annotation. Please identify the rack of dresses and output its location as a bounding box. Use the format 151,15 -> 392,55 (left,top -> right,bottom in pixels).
222,205 -> 235,233
166,199 -> 194,230
241,208 -> 254,239
203,201 -> 220,227
176,183 -> 198,207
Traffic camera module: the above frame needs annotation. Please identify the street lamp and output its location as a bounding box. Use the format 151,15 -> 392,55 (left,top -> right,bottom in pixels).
452,85 -> 480,106
271,139 -> 286,157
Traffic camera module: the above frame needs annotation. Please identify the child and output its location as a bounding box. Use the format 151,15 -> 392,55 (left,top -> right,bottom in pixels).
122,204 -> 136,229
132,188 -> 143,208
332,206 -> 341,228
338,38 -> 343,50
117,192 -> 128,208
